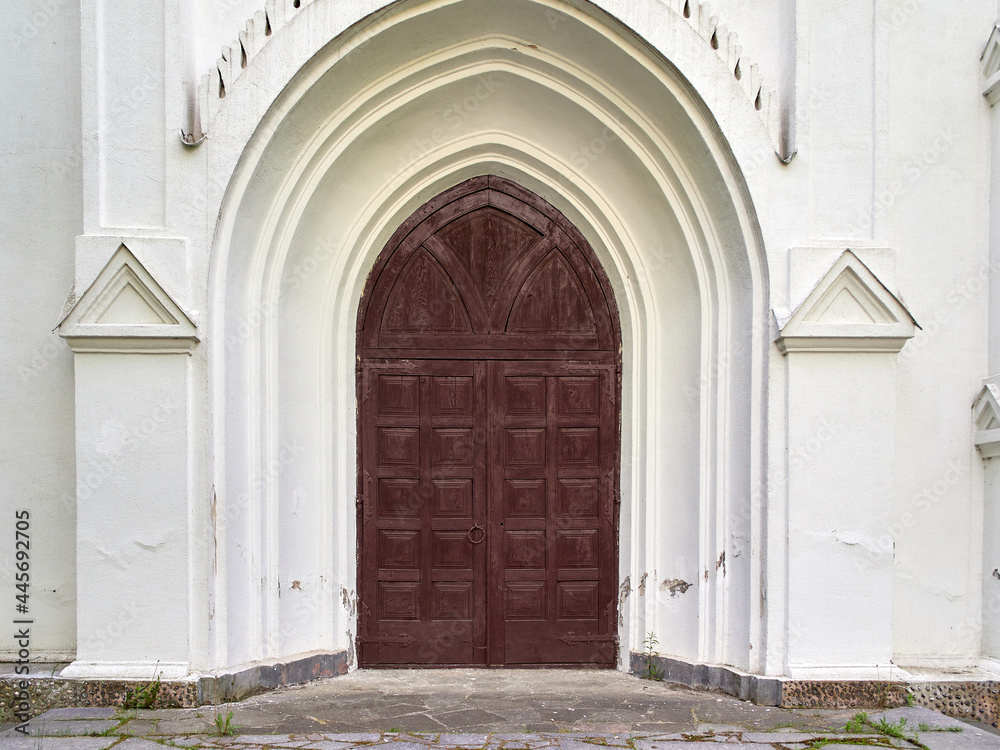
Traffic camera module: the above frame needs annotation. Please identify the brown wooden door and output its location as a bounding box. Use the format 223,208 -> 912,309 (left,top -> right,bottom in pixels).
357,176 -> 620,667
489,361 -> 618,665
359,361 -> 489,665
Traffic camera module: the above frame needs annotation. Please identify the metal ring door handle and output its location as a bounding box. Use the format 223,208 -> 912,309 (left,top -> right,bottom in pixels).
467,525 -> 486,544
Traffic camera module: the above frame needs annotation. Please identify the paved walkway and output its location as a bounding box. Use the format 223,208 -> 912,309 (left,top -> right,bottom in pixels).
3,669 -> 999,748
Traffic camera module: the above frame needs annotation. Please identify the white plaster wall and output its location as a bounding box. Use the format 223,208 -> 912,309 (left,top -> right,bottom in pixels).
0,0 -> 82,662
786,353 -> 895,674
988,0 -> 1000,668
887,1 -> 995,664
65,353 -> 190,678
993,66 -> 1000,379
984,457 -> 1000,660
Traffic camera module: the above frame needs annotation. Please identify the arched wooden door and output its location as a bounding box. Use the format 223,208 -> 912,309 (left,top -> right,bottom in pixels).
356,176 -> 621,667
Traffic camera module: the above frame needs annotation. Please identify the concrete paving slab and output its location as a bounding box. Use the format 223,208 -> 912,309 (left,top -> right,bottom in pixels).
869,705 -> 964,728
918,727 -> 1000,750
113,739 -> 178,749
25,718 -> 119,736
492,734 -> 556,746
313,733 -> 382,743
371,716 -> 449,732
218,737 -> 311,746
0,739 -> 120,750
433,734 -> 492,745
432,710 -> 510,728
694,723 -> 750,733
738,731 -> 817,742
37,708 -> 118,720
127,715 -> 219,735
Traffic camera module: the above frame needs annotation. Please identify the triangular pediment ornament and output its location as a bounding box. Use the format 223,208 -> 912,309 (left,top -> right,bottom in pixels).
775,250 -> 918,354
974,383 -> 1000,458
58,244 -> 198,353
982,25 -> 1000,105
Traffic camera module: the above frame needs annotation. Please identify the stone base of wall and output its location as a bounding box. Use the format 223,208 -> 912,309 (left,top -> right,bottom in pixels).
0,650 -> 349,722
628,651 -> 783,706
630,652 -> 1000,726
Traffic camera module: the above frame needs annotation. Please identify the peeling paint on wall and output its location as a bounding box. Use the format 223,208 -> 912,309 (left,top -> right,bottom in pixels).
340,586 -> 357,617
638,572 -> 648,596
659,578 -> 692,597
617,576 -> 631,626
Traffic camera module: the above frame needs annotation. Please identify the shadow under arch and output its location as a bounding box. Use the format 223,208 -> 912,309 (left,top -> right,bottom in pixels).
206,0 -> 772,678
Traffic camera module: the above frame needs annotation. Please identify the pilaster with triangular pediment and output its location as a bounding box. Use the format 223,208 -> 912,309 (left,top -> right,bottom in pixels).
974,382 -> 1000,458
57,241 -> 196,680
983,25 -> 1000,105
778,248 -> 916,677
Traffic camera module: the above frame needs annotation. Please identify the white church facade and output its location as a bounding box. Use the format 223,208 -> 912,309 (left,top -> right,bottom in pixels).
6,0 -> 1000,719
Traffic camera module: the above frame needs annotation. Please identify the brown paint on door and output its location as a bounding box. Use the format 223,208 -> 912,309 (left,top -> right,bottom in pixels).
357,176 -> 621,667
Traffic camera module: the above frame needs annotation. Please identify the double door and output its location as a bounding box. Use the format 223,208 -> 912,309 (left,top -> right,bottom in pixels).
357,358 -> 618,666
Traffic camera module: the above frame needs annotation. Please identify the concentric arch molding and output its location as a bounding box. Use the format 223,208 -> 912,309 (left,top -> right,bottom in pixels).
57,244 -> 199,354
196,0 -> 782,152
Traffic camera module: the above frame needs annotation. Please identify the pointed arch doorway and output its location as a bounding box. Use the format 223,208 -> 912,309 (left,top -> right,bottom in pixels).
357,176 -> 621,667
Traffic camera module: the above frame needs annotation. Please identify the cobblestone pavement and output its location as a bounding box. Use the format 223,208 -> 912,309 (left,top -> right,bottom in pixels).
2,670 -> 999,748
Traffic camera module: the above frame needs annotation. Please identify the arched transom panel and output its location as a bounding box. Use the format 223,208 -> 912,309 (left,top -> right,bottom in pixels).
358,176 -> 620,361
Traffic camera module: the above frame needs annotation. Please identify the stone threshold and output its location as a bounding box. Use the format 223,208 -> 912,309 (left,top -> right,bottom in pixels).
629,651 -> 1000,726
0,650 -> 349,722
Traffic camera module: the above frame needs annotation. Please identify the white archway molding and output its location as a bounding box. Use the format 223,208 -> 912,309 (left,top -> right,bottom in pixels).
200,0 -> 782,153
206,0 -> 775,677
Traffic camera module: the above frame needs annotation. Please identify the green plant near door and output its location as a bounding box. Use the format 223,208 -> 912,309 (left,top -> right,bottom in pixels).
642,631 -> 664,681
